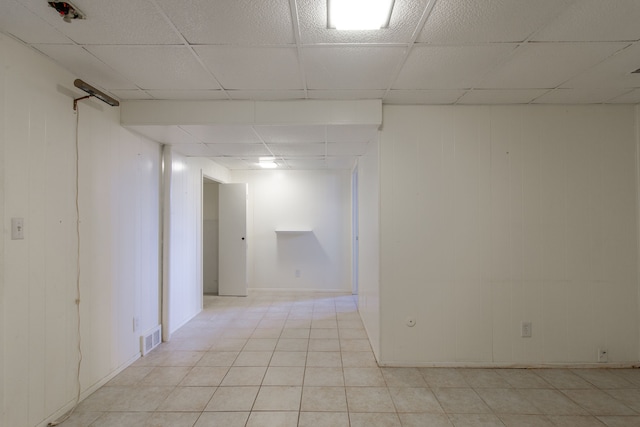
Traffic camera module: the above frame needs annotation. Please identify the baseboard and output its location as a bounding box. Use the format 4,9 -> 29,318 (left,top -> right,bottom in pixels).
40,352 -> 141,427
249,287 -> 351,294
376,360 -> 640,369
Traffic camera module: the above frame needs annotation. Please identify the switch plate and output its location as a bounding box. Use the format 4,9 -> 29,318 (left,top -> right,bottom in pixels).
11,218 -> 24,240
521,321 -> 532,338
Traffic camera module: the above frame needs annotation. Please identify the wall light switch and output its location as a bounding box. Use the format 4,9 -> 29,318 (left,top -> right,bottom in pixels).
11,218 -> 24,240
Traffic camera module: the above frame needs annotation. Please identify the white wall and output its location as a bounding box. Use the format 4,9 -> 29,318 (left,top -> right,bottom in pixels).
166,153 -> 229,334
231,169 -> 352,292
0,34 -> 162,427
357,139 -> 381,359
379,105 -> 639,366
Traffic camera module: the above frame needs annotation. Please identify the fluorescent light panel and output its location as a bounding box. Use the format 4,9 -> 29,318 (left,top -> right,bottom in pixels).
259,157 -> 278,168
328,0 -> 394,30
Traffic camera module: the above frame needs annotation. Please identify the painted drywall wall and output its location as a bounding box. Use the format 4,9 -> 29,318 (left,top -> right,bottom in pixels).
0,34 -> 162,427
379,105 -> 639,366
203,181 -> 219,294
357,139 -> 381,359
166,154 -> 229,334
231,169 -> 352,292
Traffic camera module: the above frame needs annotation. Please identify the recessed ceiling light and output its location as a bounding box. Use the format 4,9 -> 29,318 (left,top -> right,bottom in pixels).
258,157 -> 277,169
327,0 -> 395,30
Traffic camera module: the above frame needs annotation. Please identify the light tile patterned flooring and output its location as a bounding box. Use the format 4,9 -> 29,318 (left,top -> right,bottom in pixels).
62,292 -> 640,426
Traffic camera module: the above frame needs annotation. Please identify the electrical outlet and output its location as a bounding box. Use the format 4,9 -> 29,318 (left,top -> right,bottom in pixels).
295,269 -> 301,278
521,321 -> 532,338
598,348 -> 608,363
133,317 -> 140,332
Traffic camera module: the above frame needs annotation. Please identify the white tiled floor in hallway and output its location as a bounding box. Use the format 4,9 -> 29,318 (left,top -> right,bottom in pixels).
61,292 -> 640,426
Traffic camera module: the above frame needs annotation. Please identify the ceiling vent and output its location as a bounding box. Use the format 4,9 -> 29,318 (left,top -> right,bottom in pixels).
48,1 -> 85,23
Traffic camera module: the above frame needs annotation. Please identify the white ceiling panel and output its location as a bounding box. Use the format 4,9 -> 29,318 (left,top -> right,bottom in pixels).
181,125 -> 260,144
34,44 -> 137,90
0,0 -> 71,44
457,89 -> 549,105
268,143 -> 326,157
127,126 -> 201,145
285,158 -> 327,169
195,46 -> 303,90
479,43 -> 629,89
327,157 -> 356,169
303,46 -> 406,90
206,144 -> 271,157
111,90 -> 153,100
155,0 -> 295,45
255,125 -> 326,143
608,89 -> 640,104
209,157 -> 253,170
393,45 -> 517,89
86,46 -> 221,90
559,43 -> 640,89
307,90 -> 386,100
146,90 -> 229,100
532,88 -> 631,104
326,125 -> 378,143
227,90 -> 306,100
384,89 -> 466,104
418,0 -> 575,44
327,142 -> 368,156
172,143 -> 217,157
533,0 -> 640,42
297,0 -> 429,44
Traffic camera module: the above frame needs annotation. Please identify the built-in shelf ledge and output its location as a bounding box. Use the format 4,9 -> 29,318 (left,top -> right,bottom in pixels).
275,229 -> 313,234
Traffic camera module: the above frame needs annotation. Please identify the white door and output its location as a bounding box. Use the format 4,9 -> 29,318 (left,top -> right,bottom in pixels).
218,183 -> 248,296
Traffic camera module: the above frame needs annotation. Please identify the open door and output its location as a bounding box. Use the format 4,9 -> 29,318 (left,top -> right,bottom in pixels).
219,183 -> 248,296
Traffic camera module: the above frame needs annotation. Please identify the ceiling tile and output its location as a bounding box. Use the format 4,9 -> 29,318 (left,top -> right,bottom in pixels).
303,46 -> 406,90
209,157 -> 253,170
146,90 -> 229,100
86,46 -> 220,90
457,89 -> 549,105
479,42 -> 628,89
227,90 -> 306,100
206,143 -> 271,157
195,46 -> 303,90
607,89 -> 640,104
306,90 -> 385,100
33,44 -> 137,90
268,143 -> 326,156
384,89 -> 466,104
532,88 -> 631,104
297,0 -> 429,44
326,125 -> 378,143
327,142 -> 368,156
127,126 -> 201,144
285,158 -> 327,169
418,0 -> 575,43
155,0 -> 294,44
254,125 -> 326,143
171,143 -> 217,157
180,125 -> 260,144
533,0 -> 640,42
110,90 -> 153,100
559,42 -> 640,89
23,0 -> 181,45
393,44 -> 517,89
0,0 -> 71,44
327,157 -> 356,169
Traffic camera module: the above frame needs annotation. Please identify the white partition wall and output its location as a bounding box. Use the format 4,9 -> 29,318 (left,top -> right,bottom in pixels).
379,105 -> 639,366
0,34 -> 162,427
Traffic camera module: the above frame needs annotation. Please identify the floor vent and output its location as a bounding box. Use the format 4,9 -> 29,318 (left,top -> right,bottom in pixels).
141,325 -> 162,356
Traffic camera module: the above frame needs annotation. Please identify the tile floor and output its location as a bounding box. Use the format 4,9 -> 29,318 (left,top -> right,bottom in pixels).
61,292 -> 640,426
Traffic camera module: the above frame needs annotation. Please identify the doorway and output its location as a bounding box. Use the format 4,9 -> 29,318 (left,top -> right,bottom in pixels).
203,177 -> 219,295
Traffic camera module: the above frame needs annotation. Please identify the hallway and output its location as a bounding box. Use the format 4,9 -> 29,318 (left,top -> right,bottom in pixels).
64,292 -> 640,426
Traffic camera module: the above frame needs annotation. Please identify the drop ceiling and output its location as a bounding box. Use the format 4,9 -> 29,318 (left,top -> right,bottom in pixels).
2,0 -> 640,169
